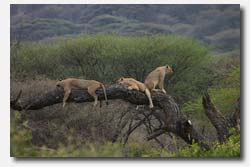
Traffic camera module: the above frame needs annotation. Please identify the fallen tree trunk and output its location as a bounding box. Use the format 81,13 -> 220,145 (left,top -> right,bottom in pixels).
11,83 -> 208,148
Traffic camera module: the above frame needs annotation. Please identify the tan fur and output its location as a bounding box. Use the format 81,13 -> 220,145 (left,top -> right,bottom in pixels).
117,77 -> 154,108
144,65 -> 173,94
56,78 -> 108,108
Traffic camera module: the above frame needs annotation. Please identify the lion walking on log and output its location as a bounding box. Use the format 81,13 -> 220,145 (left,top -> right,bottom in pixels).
56,78 -> 108,108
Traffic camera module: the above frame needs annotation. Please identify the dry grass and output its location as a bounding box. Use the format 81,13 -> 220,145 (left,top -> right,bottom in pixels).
11,76 -> 57,99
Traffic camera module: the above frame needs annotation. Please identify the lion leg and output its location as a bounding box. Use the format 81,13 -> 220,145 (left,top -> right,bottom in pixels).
88,86 -> 98,107
145,82 -> 154,93
128,85 -> 139,91
159,78 -> 167,94
145,88 -> 154,108
63,88 -> 71,108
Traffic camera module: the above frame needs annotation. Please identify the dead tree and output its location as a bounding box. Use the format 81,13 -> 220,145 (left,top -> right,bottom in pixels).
11,83 -> 209,149
202,93 -> 240,143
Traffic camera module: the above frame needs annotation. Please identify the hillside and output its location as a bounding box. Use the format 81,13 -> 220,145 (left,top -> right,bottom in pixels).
10,4 -> 240,53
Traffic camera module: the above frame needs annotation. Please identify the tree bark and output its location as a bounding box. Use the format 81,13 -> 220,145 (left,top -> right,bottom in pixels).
228,97 -> 241,134
11,83 -> 208,148
202,93 -> 240,143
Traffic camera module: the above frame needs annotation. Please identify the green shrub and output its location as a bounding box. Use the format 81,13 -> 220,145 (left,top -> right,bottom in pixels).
11,34 -> 212,102
10,112 -> 38,157
170,129 -> 240,158
182,65 -> 240,116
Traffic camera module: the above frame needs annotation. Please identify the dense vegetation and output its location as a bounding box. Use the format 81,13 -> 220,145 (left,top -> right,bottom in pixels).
11,110 -> 240,157
11,34 -> 213,103
11,4 -> 240,53
10,4 -> 240,158
10,34 -> 240,157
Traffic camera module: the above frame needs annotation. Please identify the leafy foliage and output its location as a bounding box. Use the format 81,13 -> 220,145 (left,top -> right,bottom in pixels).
182,59 -> 240,110
10,112 -> 37,157
170,129 -> 240,157
11,34 -> 212,103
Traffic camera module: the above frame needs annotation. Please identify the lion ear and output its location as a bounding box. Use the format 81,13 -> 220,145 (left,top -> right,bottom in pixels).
118,77 -> 123,81
166,65 -> 169,68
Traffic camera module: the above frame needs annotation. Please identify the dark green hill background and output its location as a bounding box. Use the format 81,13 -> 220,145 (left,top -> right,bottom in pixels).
10,4 -> 240,53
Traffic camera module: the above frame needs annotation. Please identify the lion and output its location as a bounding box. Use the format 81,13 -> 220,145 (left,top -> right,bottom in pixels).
144,65 -> 173,94
117,77 -> 154,108
56,78 -> 108,108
